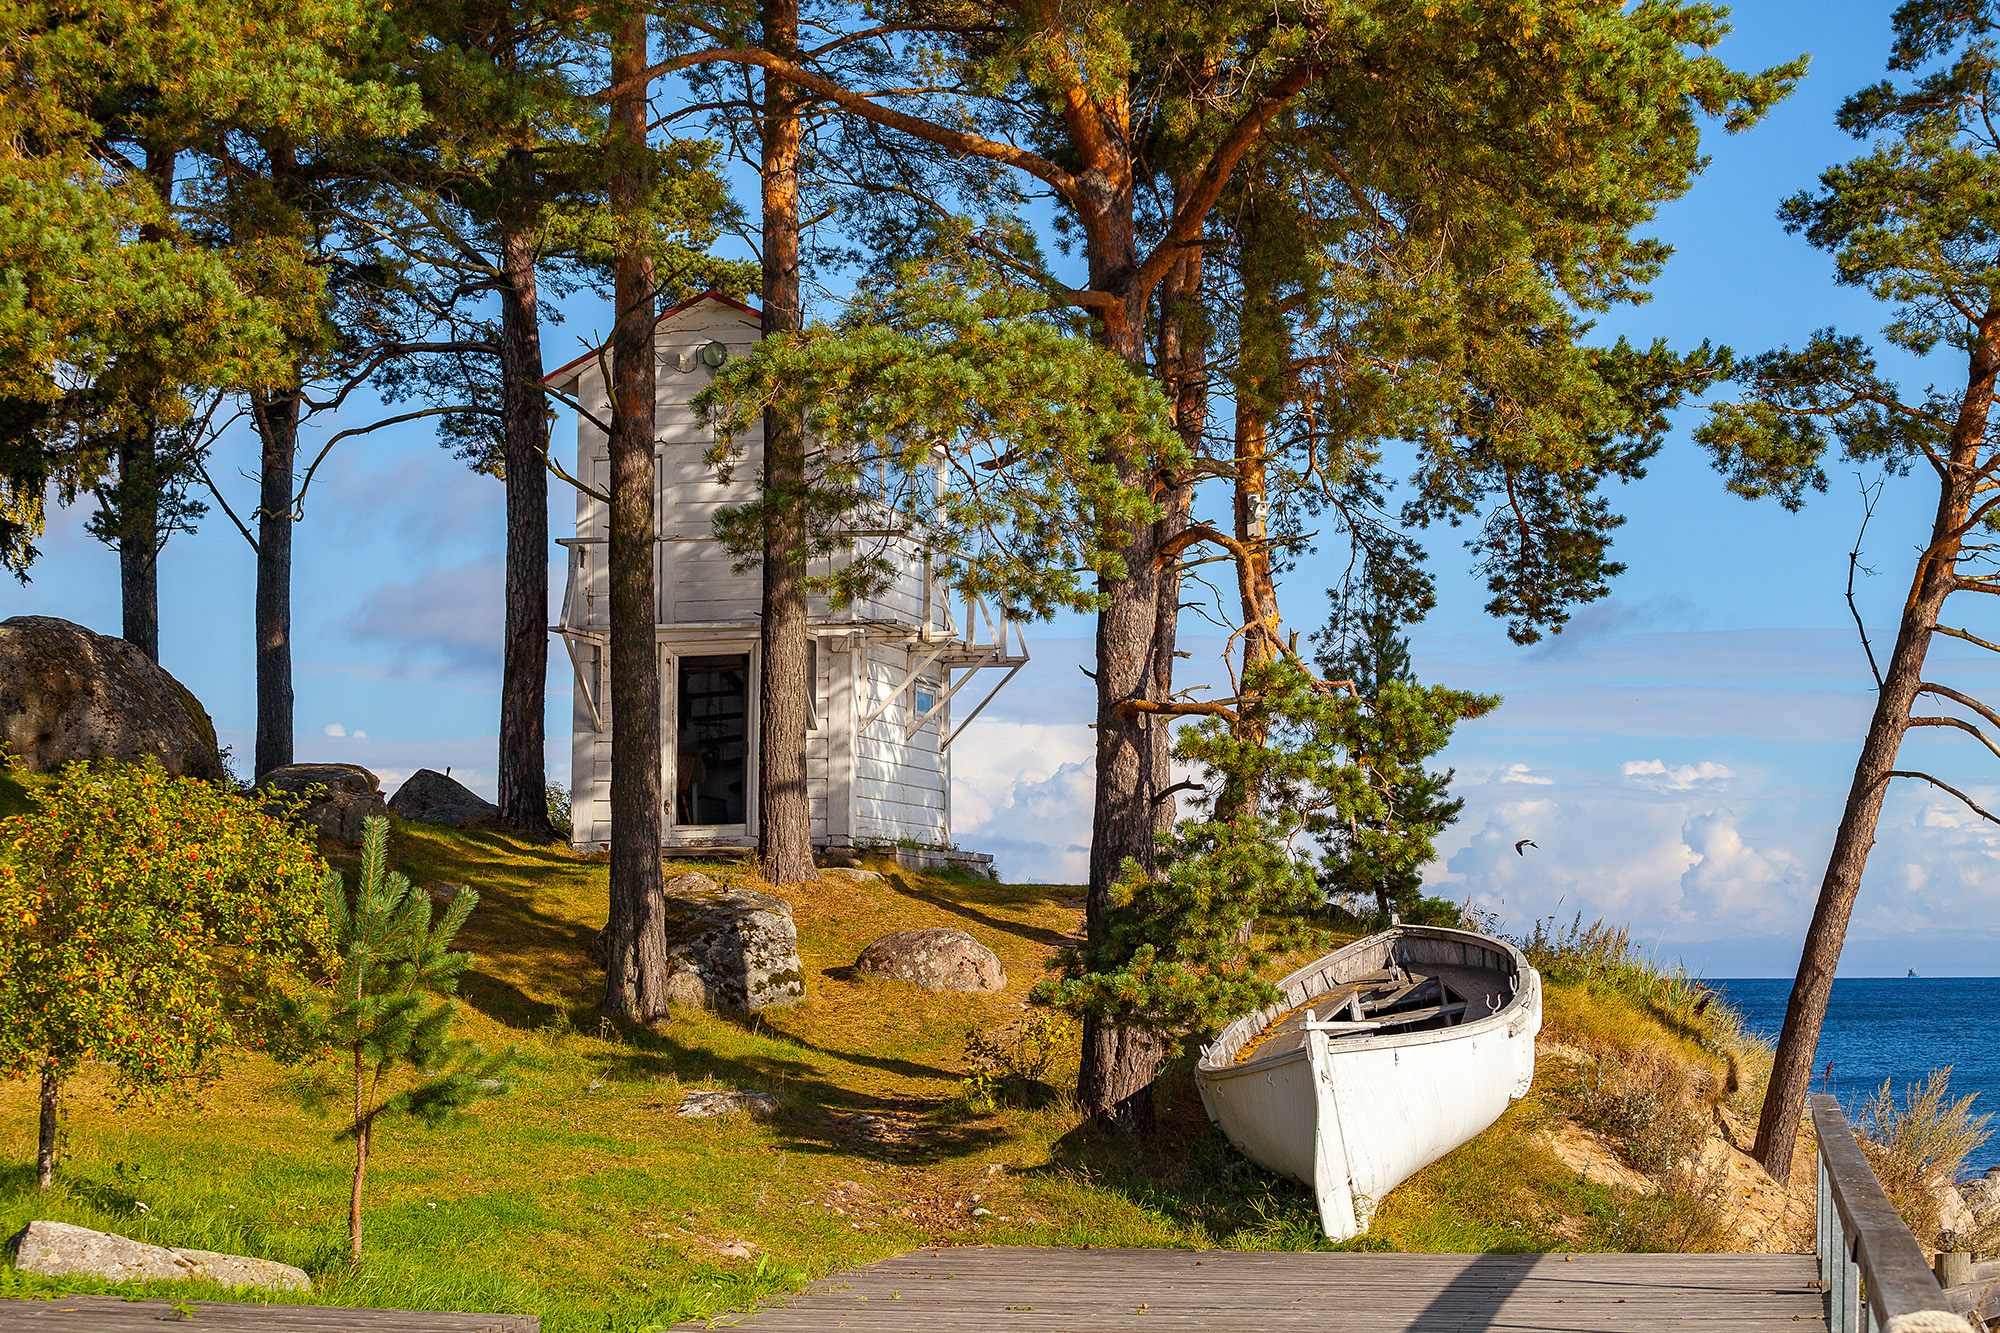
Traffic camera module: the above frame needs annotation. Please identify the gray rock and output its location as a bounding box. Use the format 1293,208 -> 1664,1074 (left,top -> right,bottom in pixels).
9,1220 -> 310,1293
661,874 -> 805,1012
856,927 -> 1006,993
0,616 -> 224,779
258,764 -> 386,845
388,768 -> 498,828
676,1088 -> 778,1119
821,867 -> 884,885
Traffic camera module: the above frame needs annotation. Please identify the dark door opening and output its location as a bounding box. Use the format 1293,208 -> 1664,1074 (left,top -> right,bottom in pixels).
676,653 -> 749,826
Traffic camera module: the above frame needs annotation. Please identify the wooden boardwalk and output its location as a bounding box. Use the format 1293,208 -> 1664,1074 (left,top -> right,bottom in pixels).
0,1298 -> 534,1331
678,1247 -> 1824,1331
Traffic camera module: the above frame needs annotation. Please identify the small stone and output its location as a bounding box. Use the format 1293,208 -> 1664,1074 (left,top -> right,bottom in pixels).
717,1241 -> 753,1259
10,1221 -> 310,1293
855,928 -> 1006,993
984,1164 -> 1006,1176
971,1207 -> 992,1217
675,1088 -> 778,1119
586,1080 -> 605,1094
821,867 -> 884,884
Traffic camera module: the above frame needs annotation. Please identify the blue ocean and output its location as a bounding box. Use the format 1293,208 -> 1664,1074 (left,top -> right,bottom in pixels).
1713,977 -> 2000,1173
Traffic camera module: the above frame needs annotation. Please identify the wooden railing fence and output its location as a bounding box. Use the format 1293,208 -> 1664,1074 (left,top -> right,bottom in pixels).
1814,1093 -> 1981,1333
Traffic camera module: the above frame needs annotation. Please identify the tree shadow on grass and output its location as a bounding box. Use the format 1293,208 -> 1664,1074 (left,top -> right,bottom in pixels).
584,1018 -> 1008,1165
884,874 -> 1076,951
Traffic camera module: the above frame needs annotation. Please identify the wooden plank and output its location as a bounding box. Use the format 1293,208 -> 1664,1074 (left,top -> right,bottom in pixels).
0,1297 -> 536,1332
678,1248 -> 1823,1331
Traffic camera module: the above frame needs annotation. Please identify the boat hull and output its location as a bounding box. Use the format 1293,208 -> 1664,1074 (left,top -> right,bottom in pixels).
1194,926 -> 1541,1240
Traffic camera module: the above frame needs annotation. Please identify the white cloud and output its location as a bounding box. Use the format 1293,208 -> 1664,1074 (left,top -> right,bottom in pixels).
1499,764 -> 1555,785
352,729 -> 368,740
951,720 -> 1095,883
1622,759 -> 1736,790
324,723 -> 346,737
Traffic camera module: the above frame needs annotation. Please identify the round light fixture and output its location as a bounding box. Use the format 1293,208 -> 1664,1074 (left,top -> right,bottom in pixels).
700,341 -> 729,368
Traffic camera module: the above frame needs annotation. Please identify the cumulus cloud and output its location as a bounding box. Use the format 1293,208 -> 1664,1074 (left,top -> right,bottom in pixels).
324,722 -> 346,737
1622,759 -> 1737,790
1499,764 -> 1554,785
951,720 -> 1094,883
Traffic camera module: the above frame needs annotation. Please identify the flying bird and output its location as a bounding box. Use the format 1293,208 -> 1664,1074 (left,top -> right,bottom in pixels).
1514,839 -> 1537,856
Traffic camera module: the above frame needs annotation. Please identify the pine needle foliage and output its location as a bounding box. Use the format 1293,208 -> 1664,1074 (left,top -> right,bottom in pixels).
1037,652 -> 1488,1049
693,252 -> 1171,620
309,814 -> 513,1264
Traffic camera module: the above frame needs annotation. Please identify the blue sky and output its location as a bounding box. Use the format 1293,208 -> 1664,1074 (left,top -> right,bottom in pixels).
7,0 -> 1995,977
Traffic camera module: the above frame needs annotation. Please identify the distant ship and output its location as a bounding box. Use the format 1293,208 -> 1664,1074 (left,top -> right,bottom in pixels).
1908,968 -> 1920,978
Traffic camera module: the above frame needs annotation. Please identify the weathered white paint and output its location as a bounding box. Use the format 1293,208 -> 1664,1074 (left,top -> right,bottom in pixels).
547,293 -> 1018,854
1194,926 -> 1542,1241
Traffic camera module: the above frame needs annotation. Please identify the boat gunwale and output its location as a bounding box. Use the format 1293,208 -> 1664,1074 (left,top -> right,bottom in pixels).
1195,925 -> 1537,1082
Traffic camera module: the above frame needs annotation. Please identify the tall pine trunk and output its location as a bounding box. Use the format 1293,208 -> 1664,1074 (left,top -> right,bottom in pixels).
116,424 -> 161,661
1753,308 -> 2000,1181
36,1069 -> 57,1190
1079,157 -> 1169,1129
251,390 -> 298,778
602,12 -> 669,1022
756,0 -> 815,884
116,141 -> 177,662
496,222 -> 555,841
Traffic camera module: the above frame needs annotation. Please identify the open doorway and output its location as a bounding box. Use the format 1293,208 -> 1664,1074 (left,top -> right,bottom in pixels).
675,653 -> 749,827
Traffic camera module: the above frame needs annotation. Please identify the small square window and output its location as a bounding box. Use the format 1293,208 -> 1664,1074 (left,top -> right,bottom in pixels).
915,691 -> 935,714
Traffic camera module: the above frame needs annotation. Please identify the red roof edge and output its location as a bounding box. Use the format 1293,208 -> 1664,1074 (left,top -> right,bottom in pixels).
540,290 -> 764,388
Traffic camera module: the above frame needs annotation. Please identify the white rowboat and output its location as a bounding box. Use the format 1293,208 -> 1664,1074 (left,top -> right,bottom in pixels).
1194,925 -> 1541,1240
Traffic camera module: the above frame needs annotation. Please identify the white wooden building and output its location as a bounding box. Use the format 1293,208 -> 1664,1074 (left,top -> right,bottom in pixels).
545,292 -> 1026,857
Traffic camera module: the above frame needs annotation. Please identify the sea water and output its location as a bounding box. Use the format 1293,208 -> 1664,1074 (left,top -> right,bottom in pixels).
1713,977 -> 2000,1173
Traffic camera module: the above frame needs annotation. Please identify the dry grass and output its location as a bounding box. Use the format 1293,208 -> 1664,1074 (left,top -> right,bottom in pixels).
1858,1069 -> 1996,1253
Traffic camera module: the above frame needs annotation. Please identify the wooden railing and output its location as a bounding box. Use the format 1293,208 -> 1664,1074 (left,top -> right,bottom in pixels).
1813,1093 -> 1978,1333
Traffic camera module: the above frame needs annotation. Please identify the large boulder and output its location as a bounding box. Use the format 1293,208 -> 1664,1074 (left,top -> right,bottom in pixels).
259,763 -> 386,845
660,873 -> 805,1013
0,616 -> 224,779
388,768 -> 498,828
9,1220 -> 311,1293
856,927 -> 1006,993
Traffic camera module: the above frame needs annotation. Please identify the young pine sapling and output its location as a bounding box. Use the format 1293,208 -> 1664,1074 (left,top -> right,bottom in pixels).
315,815 -> 513,1263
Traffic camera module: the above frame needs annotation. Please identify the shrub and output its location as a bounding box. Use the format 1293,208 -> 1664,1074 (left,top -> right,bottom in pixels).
1858,1068 -> 1994,1252
545,779 -> 573,838
1569,1046 -> 1711,1178
957,1011 -> 1076,1111
0,759 -> 333,1187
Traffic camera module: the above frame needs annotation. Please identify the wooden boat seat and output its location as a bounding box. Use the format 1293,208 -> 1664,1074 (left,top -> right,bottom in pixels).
1230,961 -> 1506,1065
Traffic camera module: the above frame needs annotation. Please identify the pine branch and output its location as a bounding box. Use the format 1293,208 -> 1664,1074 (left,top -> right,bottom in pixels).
1885,769 -> 2000,823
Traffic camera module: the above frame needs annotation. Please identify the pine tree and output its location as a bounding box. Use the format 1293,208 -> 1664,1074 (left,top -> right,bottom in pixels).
1696,0 -> 2000,1182
650,0 -> 1798,1126
313,816 -> 513,1263
1314,587 -> 1489,923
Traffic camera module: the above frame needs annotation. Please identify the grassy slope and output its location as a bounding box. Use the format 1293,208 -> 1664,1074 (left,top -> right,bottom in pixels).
0,815 -> 1777,1329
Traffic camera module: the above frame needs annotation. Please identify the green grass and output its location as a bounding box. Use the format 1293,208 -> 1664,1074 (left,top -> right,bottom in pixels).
0,819 -> 1776,1329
